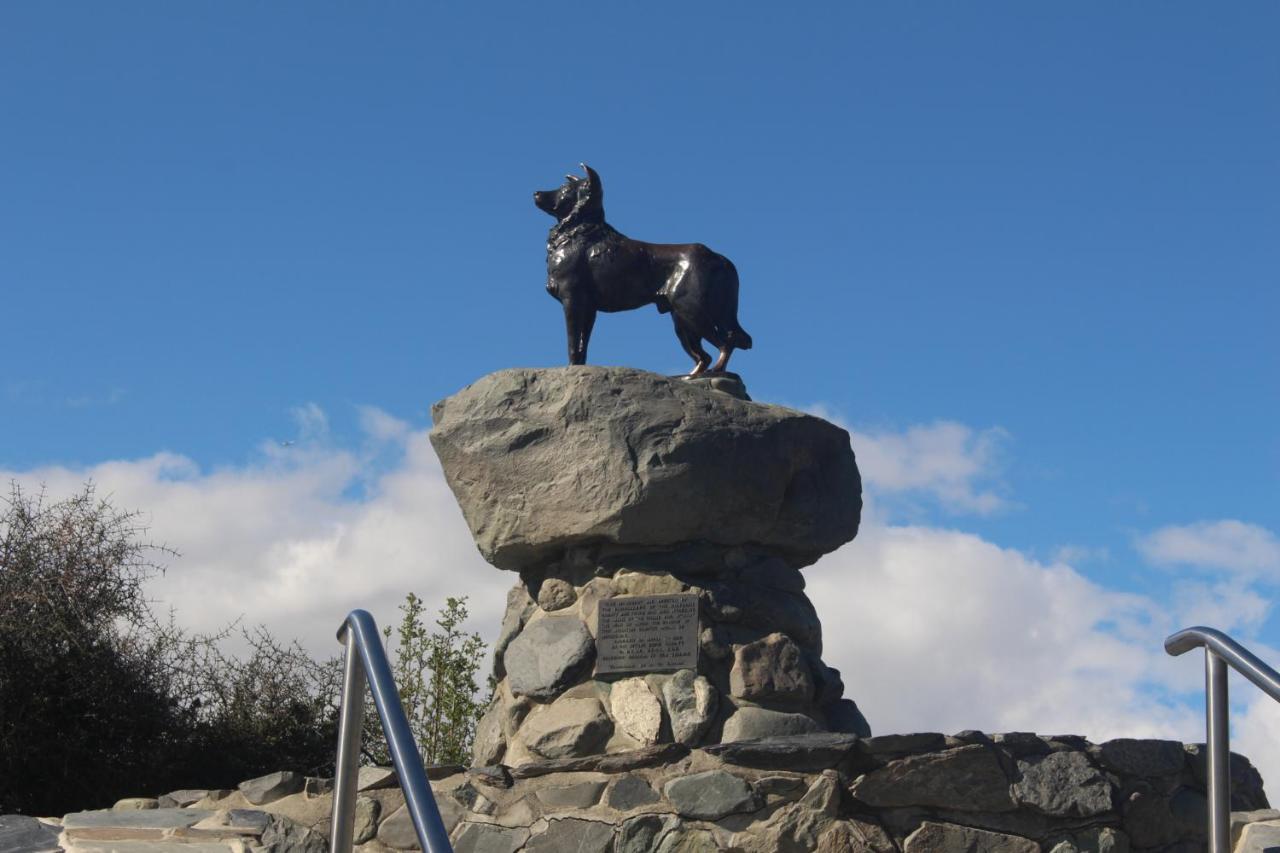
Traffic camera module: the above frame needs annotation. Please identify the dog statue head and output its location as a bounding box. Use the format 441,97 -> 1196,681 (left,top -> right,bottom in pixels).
534,163 -> 604,226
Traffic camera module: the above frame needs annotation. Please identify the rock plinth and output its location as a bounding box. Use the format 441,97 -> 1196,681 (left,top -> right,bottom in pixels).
430,368 -> 868,763
429,367 -> 861,571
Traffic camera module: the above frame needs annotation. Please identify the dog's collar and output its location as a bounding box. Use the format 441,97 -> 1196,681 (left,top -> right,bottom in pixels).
548,221 -> 611,250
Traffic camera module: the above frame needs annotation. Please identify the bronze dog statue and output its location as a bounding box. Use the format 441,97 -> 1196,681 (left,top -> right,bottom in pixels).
534,164 -> 752,375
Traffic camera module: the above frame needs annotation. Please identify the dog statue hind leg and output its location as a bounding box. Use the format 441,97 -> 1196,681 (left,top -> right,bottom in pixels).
672,316 -> 713,376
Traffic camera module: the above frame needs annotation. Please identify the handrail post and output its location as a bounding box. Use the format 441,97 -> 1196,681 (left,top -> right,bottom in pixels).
1205,648 -> 1231,853
330,624 -> 366,853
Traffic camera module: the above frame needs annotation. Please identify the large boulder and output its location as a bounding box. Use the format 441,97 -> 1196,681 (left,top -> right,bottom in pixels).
430,367 -> 861,571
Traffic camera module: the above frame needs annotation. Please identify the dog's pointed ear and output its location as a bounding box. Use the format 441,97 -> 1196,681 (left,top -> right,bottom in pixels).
580,163 -> 602,195
565,174 -> 580,183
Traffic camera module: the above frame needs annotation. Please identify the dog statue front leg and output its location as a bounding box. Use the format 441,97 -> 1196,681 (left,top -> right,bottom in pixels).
563,298 -> 597,365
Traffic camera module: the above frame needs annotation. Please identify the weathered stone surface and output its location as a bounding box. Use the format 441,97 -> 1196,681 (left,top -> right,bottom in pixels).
519,696 -> 613,759
535,779 -> 607,809
429,367 -> 862,570
818,819 -> 897,853
1122,786 -> 1181,849
663,769 -> 758,820
610,677 -> 664,745
1012,751 -> 1114,817
618,815 -> 680,853
721,707 -> 820,742
862,732 -> 947,758
730,632 -> 814,706
63,808 -> 211,831
703,583 -> 823,650
1185,744 -> 1270,810
850,744 -> 1015,812
259,814 -> 326,853
824,698 -> 872,737
378,798 -> 465,850
1095,738 -> 1186,778
112,798 -> 158,810
353,795 -> 380,844
358,766 -> 398,791
1047,826 -> 1130,853
704,732 -> 861,772
525,818 -> 616,852
1236,821 -> 1280,853
903,821 -> 1038,853
451,822 -> 530,853
157,789 -> 208,808
303,777 -> 333,797
494,583 -> 536,679
0,815 -> 62,853
1234,810 -> 1280,844
472,702 -> 507,767
606,775 -> 661,810
239,770 -> 305,805
510,743 -> 689,778
662,669 -> 717,746
657,828 -> 720,852
537,578 -> 577,611
505,615 -> 595,699
737,556 -> 805,592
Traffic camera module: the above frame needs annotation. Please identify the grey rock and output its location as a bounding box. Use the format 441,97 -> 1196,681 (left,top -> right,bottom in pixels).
817,820 -> 897,853
493,582 -> 536,679
535,779 -> 607,808
505,615 -> 595,699
618,815 -> 679,853
903,821 -> 1038,853
353,796 -> 380,845
302,777 -> 332,797
510,743 -> 690,778
472,702 -> 507,767
190,809 -> 272,835
520,696 -> 613,759
112,798 -> 158,810
1236,821 -> 1280,853
526,818 -> 616,852
426,764 -> 466,780
662,669 -> 717,746
850,744 -> 1015,812
429,367 -> 862,570
1047,827 -> 1130,853
992,732 -> 1051,757
824,698 -> 872,737
721,707 -> 821,742
537,577 -> 577,611
1233,810 -> 1280,845
451,822 -> 530,853
1185,744 -> 1270,810
663,769 -> 758,820
0,816 -> 62,853
238,770 -> 305,805
378,797 -> 464,850
156,789 -> 208,808
62,808 -> 211,830
256,815 -> 326,853
358,765 -> 398,791
703,732 -> 861,772
737,555 -> 805,592
656,828 -> 720,852
467,765 -> 512,788
862,732 -> 947,758
1095,738 -> 1186,777
1122,785 -> 1181,849
605,775 -> 661,810
704,583 -> 823,650
1012,751 -> 1114,817
610,677 -> 664,745
730,632 -> 814,706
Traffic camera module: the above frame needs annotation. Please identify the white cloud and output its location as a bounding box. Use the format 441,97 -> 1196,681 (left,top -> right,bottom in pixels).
1137,520 -> 1280,578
6,411 -> 1279,790
806,413 -> 1010,516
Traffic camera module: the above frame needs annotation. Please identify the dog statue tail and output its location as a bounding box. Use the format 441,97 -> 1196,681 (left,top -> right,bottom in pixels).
726,322 -> 753,350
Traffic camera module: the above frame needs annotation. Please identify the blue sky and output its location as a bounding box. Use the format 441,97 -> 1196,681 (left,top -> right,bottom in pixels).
3,1 -> 1279,778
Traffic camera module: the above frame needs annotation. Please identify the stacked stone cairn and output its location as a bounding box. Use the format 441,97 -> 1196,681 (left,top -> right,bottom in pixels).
428,368 -> 872,766
13,366 -> 1276,852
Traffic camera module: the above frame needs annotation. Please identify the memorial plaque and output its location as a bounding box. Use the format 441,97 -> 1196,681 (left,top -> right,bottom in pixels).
595,593 -> 699,675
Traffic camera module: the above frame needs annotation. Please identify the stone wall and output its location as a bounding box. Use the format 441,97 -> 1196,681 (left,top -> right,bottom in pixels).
35,731 -> 1274,853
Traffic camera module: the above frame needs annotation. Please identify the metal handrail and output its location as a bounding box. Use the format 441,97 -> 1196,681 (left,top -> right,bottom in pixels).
329,609 -> 453,853
1165,625 -> 1280,853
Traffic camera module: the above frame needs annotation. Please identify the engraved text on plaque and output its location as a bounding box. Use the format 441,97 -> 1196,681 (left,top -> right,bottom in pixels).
595,593 -> 699,675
